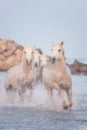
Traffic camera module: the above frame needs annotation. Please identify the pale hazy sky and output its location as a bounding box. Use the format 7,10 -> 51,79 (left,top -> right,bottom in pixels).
0,0 -> 87,58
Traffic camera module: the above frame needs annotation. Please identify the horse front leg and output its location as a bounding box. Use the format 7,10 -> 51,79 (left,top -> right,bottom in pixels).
58,89 -> 68,110
45,86 -> 55,106
28,85 -> 34,102
18,88 -> 24,104
37,86 -> 55,109
66,87 -> 73,108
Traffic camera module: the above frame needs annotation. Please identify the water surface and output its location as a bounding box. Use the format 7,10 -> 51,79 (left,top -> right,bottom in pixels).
0,70 -> 87,130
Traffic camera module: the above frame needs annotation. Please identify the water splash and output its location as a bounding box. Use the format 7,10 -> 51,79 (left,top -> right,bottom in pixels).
0,72 -> 87,111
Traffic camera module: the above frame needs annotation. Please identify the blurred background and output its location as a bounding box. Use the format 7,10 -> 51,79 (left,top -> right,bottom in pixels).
0,0 -> 87,58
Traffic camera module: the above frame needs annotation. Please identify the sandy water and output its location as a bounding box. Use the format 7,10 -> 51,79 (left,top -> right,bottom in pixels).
0,70 -> 87,130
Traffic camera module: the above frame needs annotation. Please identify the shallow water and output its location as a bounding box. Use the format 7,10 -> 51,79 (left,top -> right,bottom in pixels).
0,71 -> 87,130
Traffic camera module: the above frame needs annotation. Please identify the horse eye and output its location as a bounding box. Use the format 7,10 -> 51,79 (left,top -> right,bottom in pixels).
58,49 -> 61,52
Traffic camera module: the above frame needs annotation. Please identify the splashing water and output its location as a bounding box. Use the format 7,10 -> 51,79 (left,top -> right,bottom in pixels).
0,71 -> 87,111
0,72 -> 60,110
0,60 -> 87,130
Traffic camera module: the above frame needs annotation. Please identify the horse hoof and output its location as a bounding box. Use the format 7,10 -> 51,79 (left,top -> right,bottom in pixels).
69,103 -> 73,108
63,105 -> 68,110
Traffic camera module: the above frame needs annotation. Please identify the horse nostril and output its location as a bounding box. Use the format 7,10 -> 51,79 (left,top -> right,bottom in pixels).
26,59 -> 30,64
53,57 -> 55,62
35,63 -> 38,67
51,57 -> 56,64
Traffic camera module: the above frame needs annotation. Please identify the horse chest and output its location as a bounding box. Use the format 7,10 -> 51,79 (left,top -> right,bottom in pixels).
28,73 -> 34,83
20,72 -> 32,86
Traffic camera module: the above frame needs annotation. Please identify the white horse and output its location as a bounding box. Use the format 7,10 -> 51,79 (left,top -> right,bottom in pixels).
42,41 -> 73,109
5,45 -> 41,103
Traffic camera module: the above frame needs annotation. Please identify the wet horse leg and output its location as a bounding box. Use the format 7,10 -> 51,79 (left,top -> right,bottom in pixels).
45,86 -> 55,106
18,88 -> 24,103
66,88 -> 73,108
28,85 -> 34,102
58,89 -> 68,110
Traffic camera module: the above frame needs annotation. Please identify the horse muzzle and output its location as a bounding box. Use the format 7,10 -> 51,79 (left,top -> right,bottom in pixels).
26,59 -> 32,65
35,62 -> 40,68
51,57 -> 56,64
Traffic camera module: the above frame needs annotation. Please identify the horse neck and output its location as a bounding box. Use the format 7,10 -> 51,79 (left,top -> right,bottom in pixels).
56,58 -> 66,72
31,54 -> 36,70
22,56 -> 32,74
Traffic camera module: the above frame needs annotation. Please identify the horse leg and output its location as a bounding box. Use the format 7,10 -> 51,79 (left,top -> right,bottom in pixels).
66,88 -> 73,108
58,89 -> 68,110
45,86 -> 54,106
18,88 -> 24,103
5,85 -> 16,104
37,86 -> 55,109
28,86 -> 34,102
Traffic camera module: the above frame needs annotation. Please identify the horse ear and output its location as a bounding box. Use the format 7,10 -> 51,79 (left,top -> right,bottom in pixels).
60,41 -> 64,46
